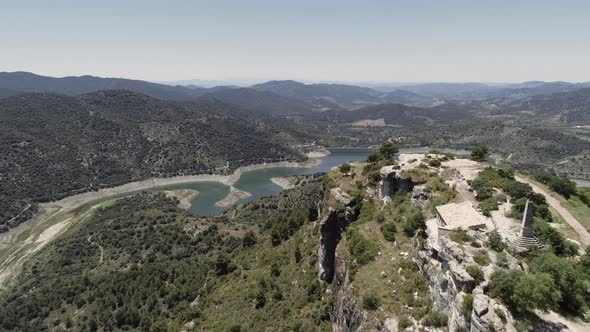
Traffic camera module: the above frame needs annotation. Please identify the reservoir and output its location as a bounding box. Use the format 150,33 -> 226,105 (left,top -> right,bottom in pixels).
144,150 -> 370,216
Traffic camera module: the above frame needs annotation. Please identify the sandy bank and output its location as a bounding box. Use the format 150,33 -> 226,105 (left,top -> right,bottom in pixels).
270,177 -> 297,190
305,148 -> 330,158
1,157 -> 324,245
165,189 -> 200,210
38,158 -> 320,212
215,187 -> 252,207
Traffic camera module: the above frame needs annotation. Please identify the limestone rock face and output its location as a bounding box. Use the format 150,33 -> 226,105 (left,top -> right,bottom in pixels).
470,292 -> 516,332
415,234 -> 516,332
330,187 -> 352,206
383,318 -> 398,332
318,208 -> 345,282
411,185 -> 430,207
379,166 -> 414,200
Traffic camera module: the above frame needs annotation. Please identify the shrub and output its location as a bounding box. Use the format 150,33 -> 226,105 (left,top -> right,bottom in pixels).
398,316 -> 412,329
339,163 -> 352,174
428,158 -> 441,167
494,308 -> 507,323
466,265 -> 485,285
473,252 -> 490,266
487,230 -> 507,252
530,252 -> 585,314
535,173 -> 577,199
479,197 -> 499,216
348,228 -> 379,266
462,294 -> 474,318
470,146 -> 489,162
422,311 -> 448,327
254,287 -> 266,309
488,270 -> 561,314
379,141 -> 399,160
476,186 -> 494,201
380,222 -> 397,242
362,293 -> 381,310
270,262 -> 281,277
496,251 -> 509,268
535,220 -> 579,257
402,209 -> 426,237
367,152 -> 383,164
449,229 -> 473,244
242,231 -> 257,247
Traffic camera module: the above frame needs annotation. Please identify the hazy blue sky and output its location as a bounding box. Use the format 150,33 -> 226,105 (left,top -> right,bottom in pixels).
2,0 -> 589,83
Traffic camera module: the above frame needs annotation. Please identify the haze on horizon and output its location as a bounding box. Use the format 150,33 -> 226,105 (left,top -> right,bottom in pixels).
2,0 -> 589,84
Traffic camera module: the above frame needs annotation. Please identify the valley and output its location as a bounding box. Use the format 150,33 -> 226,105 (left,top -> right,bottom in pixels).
1,73 -> 590,332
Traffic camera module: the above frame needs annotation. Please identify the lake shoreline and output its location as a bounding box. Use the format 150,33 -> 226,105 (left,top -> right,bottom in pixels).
1,156 -> 323,242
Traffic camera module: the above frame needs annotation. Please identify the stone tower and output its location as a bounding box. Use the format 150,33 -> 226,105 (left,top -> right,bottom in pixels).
520,200 -> 535,238
509,200 -> 545,253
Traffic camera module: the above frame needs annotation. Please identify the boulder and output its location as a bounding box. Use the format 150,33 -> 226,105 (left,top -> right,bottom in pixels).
330,187 -> 352,206
383,318 -> 398,332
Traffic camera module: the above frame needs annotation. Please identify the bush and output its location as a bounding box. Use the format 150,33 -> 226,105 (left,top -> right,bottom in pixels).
470,146 -> 489,162
494,308 -> 507,323
449,229 -> 473,244
466,265 -> 485,285
380,223 -> 397,242
398,316 -> 412,329
487,230 -> 506,252
428,158 -> 441,167
402,209 -> 426,237
348,229 -> 379,266
362,293 -> 381,310
531,252 -> 585,314
535,220 -> 579,257
488,270 -> 561,314
379,141 -> 399,160
496,252 -> 509,268
476,186 -> 494,201
535,173 -> 577,199
242,231 -> 257,247
339,163 -> 352,174
462,294 -> 474,318
367,152 -> 383,164
422,311 -> 448,327
473,252 -> 490,266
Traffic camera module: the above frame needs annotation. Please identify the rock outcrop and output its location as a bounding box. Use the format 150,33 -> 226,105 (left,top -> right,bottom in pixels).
379,166 -> 414,200
331,261 -> 368,332
317,188 -> 366,331
415,232 -> 517,332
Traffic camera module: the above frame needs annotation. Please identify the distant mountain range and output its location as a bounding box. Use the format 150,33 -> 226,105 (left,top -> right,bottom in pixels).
2,71 -> 590,129
397,81 -> 590,100
3,72 -> 590,115
0,71 -> 206,100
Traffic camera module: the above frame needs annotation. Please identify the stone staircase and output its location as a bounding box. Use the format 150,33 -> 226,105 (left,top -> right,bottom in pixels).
508,233 -> 545,253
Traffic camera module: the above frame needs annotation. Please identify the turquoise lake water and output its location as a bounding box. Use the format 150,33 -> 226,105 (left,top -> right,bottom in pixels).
144,151 -> 369,216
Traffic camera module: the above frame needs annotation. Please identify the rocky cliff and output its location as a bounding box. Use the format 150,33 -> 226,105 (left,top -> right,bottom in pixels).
414,227 -> 518,332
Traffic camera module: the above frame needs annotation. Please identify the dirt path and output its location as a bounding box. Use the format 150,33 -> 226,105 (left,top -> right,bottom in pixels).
87,235 -> 104,264
536,311 -> 590,332
515,175 -> 590,247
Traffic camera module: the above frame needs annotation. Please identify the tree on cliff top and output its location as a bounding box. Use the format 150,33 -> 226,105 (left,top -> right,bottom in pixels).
367,152 -> 383,164
379,141 -> 399,160
470,146 -> 489,162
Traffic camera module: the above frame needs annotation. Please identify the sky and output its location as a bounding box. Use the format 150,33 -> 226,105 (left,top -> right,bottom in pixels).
1,0 -> 589,84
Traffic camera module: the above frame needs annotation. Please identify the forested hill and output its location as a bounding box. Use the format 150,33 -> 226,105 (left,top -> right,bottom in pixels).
0,90 -> 309,231
0,71 -> 204,100
0,177 -> 326,331
299,102 -> 477,127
